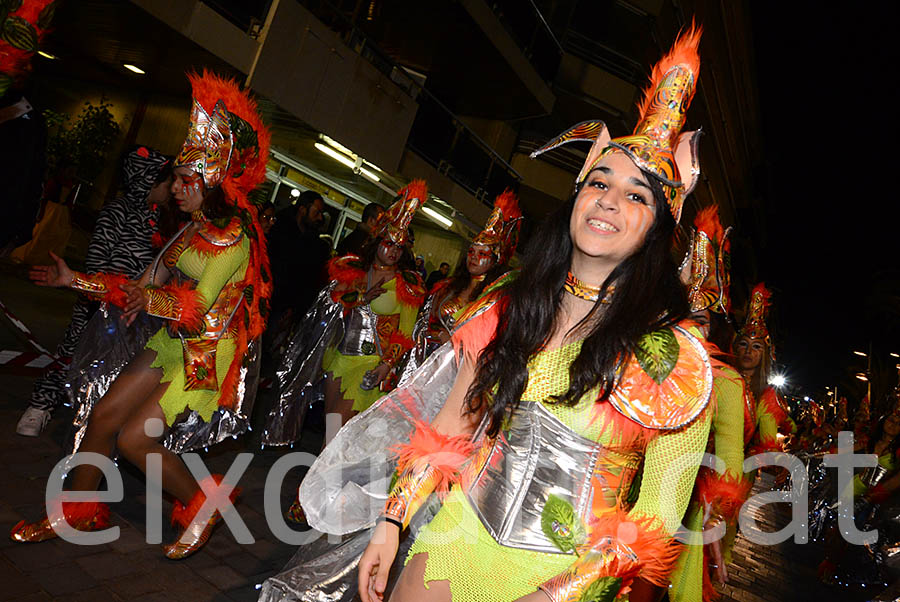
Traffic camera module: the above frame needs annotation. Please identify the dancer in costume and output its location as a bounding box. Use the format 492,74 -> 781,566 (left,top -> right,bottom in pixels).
260,29 -> 713,602
735,283 -> 795,456
11,71 -> 271,559
16,147 -> 174,437
263,182 -> 428,447
412,189 -> 521,363
669,207 -> 752,602
348,27 -> 714,602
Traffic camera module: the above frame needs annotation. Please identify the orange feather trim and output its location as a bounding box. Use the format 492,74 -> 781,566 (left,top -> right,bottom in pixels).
95,272 -> 130,309
164,280 -> 206,332
190,217 -> 244,257
388,330 -> 415,353
391,421 -> 475,498
429,277 -> 452,296
748,282 -> 773,310
584,510 -> 682,586
694,206 -> 724,244
327,255 -> 367,286
53,500 -> 111,529
696,469 -> 752,522
395,271 -> 426,308
171,474 -> 241,528
759,387 -> 788,426
636,22 -> 702,122
451,296 -> 503,366
592,400 -> 654,448
748,435 -> 781,458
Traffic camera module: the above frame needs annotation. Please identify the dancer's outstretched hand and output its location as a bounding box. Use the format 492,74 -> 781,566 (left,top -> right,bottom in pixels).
29,251 -> 73,288
358,520 -> 399,602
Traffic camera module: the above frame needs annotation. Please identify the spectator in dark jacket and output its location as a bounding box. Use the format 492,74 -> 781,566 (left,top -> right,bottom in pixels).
336,201 -> 383,256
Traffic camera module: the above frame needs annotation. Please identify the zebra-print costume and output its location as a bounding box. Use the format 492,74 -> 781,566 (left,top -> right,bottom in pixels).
29,147 -> 170,412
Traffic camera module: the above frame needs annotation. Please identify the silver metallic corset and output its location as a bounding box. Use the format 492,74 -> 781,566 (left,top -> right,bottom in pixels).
465,401 -> 641,553
336,305 -> 381,356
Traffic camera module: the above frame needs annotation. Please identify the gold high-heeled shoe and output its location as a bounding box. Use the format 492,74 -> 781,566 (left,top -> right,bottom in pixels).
162,475 -> 239,560
10,501 -> 110,543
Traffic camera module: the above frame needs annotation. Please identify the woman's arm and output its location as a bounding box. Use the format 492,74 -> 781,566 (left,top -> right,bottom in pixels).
358,354 -> 480,602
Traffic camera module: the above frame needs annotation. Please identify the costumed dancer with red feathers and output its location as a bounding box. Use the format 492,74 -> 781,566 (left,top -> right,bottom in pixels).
10,72 -> 272,559
669,207 -> 753,601
262,183 -> 428,448
735,283 -> 795,456
408,189 -> 522,367
260,26 -> 716,602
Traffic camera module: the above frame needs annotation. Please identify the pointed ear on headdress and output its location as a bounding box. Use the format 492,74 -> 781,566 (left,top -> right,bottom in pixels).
674,129 -> 702,196
529,120 -> 611,184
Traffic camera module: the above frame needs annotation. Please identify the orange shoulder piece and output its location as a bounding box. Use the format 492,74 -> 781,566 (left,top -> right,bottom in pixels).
429,277 -> 452,296
194,216 -> 244,255
395,270 -> 427,307
608,323 -> 713,430
327,254 -> 367,286
760,387 -> 789,426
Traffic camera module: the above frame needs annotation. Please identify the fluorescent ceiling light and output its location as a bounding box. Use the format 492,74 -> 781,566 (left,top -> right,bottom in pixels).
123,64 -> 145,74
359,167 -> 380,182
37,51 -> 56,60
422,206 -> 453,228
321,135 -> 355,157
315,142 -> 355,169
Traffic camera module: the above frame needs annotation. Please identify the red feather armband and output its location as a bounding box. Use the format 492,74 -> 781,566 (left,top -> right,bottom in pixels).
696,469 -> 752,523
145,281 -> 205,332
382,421 -> 474,529
70,272 -> 129,308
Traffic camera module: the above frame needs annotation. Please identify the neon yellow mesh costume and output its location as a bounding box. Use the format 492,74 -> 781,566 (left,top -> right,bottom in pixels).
324,255 -> 425,412
403,336 -> 712,602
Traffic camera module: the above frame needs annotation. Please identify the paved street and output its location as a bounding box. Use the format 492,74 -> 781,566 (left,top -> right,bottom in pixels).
0,264 -> 877,601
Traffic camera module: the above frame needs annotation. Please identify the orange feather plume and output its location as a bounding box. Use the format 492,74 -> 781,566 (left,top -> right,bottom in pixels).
494,188 -> 521,220
636,23 -> 702,122
749,282 -> 773,308
398,179 -> 428,203
693,206 -> 724,244
391,421 -> 475,497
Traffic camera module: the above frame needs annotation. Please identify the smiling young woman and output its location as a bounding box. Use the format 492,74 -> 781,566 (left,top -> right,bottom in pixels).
256,24 -> 718,602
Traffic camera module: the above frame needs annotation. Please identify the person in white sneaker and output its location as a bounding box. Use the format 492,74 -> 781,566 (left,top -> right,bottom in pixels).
16,147 -> 174,437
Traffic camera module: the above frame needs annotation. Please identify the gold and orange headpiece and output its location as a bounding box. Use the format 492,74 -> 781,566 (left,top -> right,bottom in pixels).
175,71 -> 269,195
372,180 -> 427,247
681,206 -> 731,313
530,25 -> 702,223
0,0 -> 55,96
738,283 -> 773,347
472,189 -> 523,265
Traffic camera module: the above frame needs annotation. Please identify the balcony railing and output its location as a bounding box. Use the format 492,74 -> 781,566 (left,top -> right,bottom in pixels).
201,0 -> 273,35
296,0 -> 523,206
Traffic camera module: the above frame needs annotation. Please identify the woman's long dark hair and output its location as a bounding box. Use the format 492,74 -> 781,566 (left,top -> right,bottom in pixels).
201,185 -> 237,222
357,236 -> 416,273
467,172 -> 690,437
444,250 -> 509,300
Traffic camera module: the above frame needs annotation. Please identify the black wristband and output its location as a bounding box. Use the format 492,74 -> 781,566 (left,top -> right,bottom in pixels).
379,516 -> 403,530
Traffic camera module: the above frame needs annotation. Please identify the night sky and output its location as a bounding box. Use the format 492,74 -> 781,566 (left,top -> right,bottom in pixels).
750,5 -> 899,397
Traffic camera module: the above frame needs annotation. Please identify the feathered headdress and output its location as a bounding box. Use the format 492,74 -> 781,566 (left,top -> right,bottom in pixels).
529,24 -> 702,223
472,189 -> 523,265
738,283 -> 773,347
0,0 -> 55,96
174,71 -> 272,408
372,180 -> 427,247
680,206 -> 731,313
